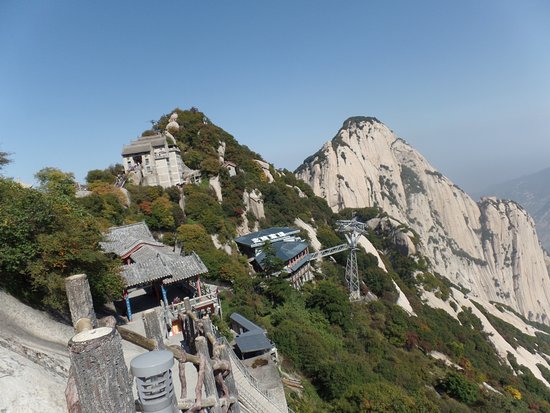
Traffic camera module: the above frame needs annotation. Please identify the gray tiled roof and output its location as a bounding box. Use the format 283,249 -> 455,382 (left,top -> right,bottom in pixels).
134,135 -> 166,147
100,222 -> 163,257
230,312 -> 272,354
121,252 -> 208,288
165,252 -> 208,284
129,244 -> 171,263
121,256 -> 172,287
100,222 -> 208,288
121,134 -> 169,156
122,143 -> 151,156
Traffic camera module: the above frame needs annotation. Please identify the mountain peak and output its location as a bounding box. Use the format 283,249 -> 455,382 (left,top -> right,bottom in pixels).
342,116 -> 381,129
296,118 -> 550,327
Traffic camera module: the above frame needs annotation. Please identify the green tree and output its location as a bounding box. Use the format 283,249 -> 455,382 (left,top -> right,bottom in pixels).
35,167 -> 76,197
86,169 -> 116,184
334,382 -> 430,413
443,372 -> 479,404
264,277 -> 294,306
260,241 -> 284,275
0,150 -> 11,170
0,178 -> 122,313
316,224 -> 343,249
176,224 -> 214,254
200,156 -> 221,176
176,223 -> 247,283
306,280 -> 351,330
185,186 -> 225,234
363,266 -> 396,298
149,195 -> 175,230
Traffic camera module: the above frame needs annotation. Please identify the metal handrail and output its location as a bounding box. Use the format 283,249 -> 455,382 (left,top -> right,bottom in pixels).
216,335 -> 292,413
308,243 -> 349,260
219,336 -> 274,399
236,381 -> 273,413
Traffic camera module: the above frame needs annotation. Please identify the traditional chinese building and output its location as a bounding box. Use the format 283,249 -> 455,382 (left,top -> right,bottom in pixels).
121,134 -> 184,188
121,112 -> 200,188
222,160 -> 237,177
235,227 -> 313,289
100,222 -> 217,320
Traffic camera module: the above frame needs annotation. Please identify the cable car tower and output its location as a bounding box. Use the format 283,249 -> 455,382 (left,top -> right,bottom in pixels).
307,215 -> 370,301
335,216 -> 368,301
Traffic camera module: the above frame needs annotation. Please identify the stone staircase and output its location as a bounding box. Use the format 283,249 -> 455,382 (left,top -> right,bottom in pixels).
218,337 -> 292,413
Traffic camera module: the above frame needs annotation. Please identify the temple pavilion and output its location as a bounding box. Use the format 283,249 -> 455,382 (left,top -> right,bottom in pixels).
100,222 -> 214,320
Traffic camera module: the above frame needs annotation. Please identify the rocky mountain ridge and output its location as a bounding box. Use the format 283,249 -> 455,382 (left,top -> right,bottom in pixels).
481,166 -> 550,253
296,117 -> 550,324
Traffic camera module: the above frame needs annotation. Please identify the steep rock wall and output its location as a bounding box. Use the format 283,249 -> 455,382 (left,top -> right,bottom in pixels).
296,117 -> 550,323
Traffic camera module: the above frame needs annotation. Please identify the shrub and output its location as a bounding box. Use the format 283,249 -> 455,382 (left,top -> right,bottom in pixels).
504,384 -> 522,400
442,372 -> 479,404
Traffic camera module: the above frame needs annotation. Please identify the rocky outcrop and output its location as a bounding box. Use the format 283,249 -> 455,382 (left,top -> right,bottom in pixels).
424,287 -> 550,385
209,175 -> 223,202
211,234 -> 232,255
243,189 -> 265,220
294,218 -> 322,251
366,216 -> 417,257
254,160 -> 274,183
481,166 -> 550,252
217,141 -> 226,163
287,185 -> 307,198
236,189 -> 264,235
296,117 -> 550,323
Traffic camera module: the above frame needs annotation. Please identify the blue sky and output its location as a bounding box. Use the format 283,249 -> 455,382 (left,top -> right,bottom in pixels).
1,1 -> 549,193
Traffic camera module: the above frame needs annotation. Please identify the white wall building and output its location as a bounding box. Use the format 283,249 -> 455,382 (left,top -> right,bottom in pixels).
122,133 -> 188,188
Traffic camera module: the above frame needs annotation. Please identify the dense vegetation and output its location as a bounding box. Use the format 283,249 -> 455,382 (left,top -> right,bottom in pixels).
0,167 -> 122,315
3,109 -> 550,411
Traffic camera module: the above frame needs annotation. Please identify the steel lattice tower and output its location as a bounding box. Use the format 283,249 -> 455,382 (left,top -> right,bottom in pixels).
336,216 -> 368,301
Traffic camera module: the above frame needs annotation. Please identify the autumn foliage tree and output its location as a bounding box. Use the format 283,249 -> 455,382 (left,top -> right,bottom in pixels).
0,170 -> 122,314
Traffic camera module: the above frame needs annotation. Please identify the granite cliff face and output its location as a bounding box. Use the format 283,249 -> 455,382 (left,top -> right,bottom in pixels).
296,117 -> 550,323
481,166 -> 550,253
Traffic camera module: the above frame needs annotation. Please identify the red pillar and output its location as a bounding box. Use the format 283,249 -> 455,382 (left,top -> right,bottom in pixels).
196,274 -> 202,297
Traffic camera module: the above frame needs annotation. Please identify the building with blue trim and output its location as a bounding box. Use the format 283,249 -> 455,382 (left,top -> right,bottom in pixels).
235,227 -> 313,288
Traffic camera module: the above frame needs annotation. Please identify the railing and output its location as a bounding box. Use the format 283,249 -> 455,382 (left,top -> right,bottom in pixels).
114,174 -> 127,188
219,336 -> 275,401
162,308 -> 295,413
189,292 -> 219,310
165,292 -> 220,319
235,380 -> 274,413
308,243 -> 349,260
214,333 -> 294,413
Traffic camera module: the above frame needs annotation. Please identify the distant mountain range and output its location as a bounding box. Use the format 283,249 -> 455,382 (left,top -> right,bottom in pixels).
480,167 -> 550,252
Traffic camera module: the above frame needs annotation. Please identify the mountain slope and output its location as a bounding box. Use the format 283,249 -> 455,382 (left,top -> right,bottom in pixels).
8,108 -> 550,412
481,167 -> 550,252
296,117 -> 550,324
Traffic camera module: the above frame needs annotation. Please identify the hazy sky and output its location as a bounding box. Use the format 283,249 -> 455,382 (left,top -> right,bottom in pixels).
1,1 -> 549,194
